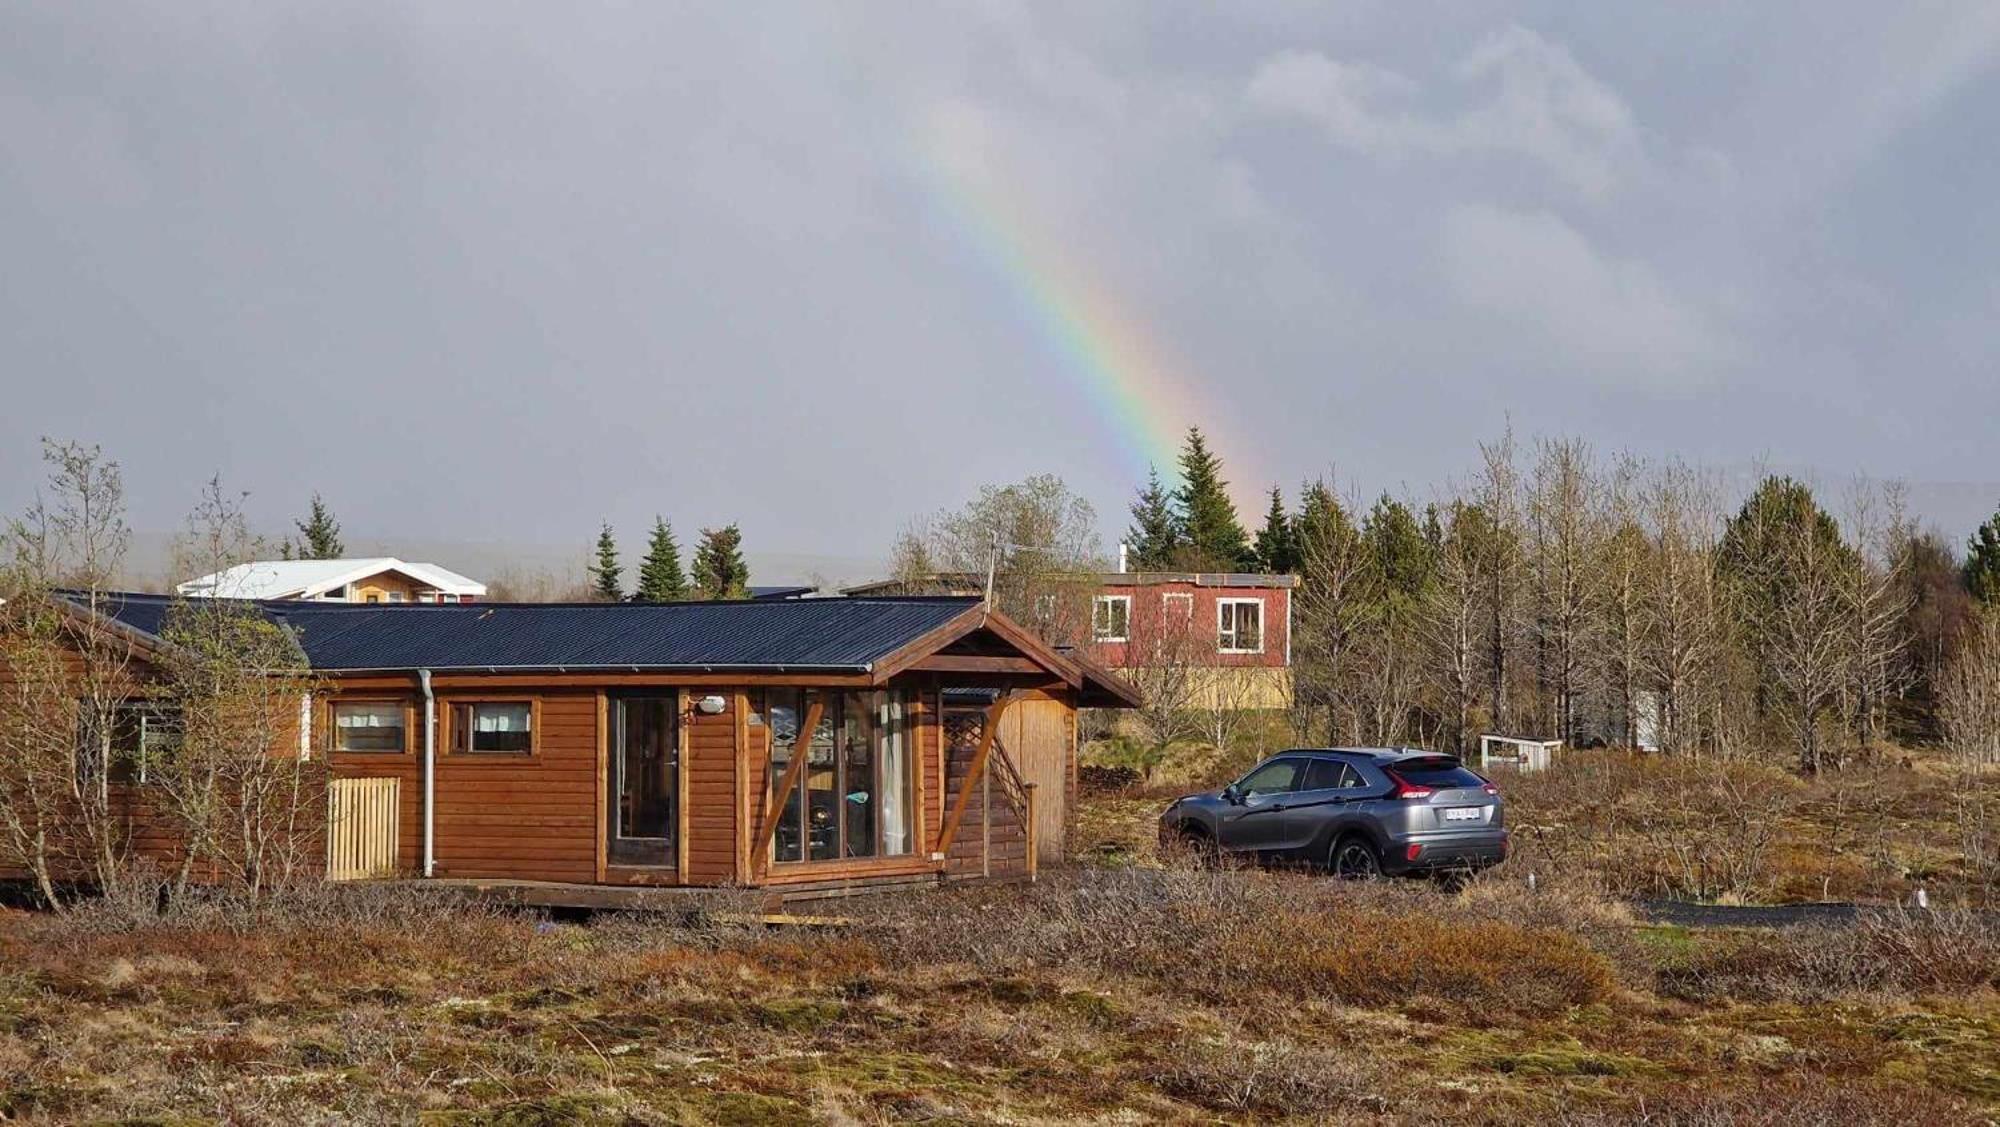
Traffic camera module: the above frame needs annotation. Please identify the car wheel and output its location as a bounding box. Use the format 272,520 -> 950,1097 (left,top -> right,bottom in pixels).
1330,836 -> 1382,880
1175,828 -> 1221,869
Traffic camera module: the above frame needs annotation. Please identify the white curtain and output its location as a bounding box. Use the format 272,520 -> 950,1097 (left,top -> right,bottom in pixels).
878,692 -> 911,855
476,704 -> 530,732
336,703 -> 400,730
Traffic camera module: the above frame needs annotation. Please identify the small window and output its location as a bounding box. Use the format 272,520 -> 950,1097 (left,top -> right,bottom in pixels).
417,592 -> 436,604
95,702 -> 183,784
1236,758 -> 1303,797
1162,592 -> 1193,621
1092,595 -> 1131,642
365,594 -> 381,604
387,592 -> 406,604
1218,598 -> 1264,653
1302,758 -> 1359,791
332,700 -> 407,753
453,702 -> 533,754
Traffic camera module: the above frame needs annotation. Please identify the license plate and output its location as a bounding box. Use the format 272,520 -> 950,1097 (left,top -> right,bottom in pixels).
1443,807 -> 1482,822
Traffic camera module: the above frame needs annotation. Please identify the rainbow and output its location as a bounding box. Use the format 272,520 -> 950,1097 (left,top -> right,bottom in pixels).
910,115 -> 1255,493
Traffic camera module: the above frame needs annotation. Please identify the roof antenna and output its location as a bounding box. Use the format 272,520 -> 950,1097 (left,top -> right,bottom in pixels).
984,530 -> 999,607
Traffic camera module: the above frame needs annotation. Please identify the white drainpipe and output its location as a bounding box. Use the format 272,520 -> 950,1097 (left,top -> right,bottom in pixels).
420,668 -> 436,877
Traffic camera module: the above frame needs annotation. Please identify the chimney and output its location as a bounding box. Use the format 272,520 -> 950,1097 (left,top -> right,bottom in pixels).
1117,542 -> 1129,574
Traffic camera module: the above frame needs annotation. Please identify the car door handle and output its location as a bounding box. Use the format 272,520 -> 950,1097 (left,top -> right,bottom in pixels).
1270,803 -> 1287,812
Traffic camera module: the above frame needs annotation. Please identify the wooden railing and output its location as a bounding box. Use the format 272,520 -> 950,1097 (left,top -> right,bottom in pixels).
986,733 -> 1039,882
327,777 -> 400,881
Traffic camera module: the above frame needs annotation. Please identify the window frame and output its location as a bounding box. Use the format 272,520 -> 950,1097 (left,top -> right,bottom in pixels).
1217,597 -> 1265,654
1091,594 -> 1132,643
444,697 -> 541,758
325,697 -> 414,756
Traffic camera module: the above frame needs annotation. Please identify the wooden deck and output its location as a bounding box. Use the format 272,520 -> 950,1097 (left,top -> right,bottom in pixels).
400,871 -> 956,914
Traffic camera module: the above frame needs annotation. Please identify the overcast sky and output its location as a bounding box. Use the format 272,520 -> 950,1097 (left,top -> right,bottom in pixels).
5,3 -> 2000,579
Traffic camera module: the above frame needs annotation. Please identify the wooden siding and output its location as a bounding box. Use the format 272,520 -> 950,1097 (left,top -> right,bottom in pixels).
941,704 -> 1030,882
333,689 -> 599,882
684,694 -> 738,885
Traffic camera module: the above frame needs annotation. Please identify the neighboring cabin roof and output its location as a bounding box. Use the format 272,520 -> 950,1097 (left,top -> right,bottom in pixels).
176,558 -> 488,600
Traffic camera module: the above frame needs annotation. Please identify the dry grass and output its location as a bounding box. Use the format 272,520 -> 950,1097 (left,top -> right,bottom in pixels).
1,859 -> 1995,1124
1502,748 -> 1998,906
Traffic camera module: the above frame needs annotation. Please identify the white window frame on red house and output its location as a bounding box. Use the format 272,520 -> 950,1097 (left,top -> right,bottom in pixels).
1092,595 -> 1132,642
1161,592 -> 1193,622
1217,597 -> 1264,654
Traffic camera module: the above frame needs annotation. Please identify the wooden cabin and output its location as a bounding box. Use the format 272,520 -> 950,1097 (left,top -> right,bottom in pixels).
8,593 -> 1139,898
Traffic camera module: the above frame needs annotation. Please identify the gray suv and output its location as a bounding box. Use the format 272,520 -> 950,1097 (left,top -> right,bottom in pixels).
1158,748 -> 1509,878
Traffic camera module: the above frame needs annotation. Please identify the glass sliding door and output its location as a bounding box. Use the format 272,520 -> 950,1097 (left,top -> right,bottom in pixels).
764,690 -> 912,865
610,696 -> 677,867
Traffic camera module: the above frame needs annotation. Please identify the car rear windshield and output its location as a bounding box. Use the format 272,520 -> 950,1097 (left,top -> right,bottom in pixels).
1390,758 -> 1485,788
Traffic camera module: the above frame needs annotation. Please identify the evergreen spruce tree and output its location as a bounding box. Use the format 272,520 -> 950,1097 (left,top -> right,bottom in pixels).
633,516 -> 688,602
1968,508 -> 2000,605
1253,486 -> 1297,574
293,493 -> 344,559
1172,426 -> 1251,570
1124,466 -> 1182,570
589,522 -> 623,602
691,524 -> 750,600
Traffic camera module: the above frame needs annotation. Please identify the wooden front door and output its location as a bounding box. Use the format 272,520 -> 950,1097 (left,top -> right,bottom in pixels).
998,698 -> 1070,864
609,696 -> 678,867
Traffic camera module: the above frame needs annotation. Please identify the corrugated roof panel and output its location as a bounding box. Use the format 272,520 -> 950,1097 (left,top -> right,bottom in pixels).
69,592 -> 979,672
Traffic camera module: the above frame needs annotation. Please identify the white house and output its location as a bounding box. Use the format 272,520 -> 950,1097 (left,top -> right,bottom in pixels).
177,558 -> 487,604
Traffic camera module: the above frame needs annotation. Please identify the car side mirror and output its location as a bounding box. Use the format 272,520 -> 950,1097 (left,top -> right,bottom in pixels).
1222,783 -> 1243,805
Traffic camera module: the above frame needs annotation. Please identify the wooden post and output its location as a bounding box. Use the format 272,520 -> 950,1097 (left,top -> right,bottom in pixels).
1024,781 -> 1038,883
934,694 -> 1013,857
751,696 -> 824,866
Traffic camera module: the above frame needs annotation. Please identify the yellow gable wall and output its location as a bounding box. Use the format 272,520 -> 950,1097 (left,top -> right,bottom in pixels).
346,570 -> 427,603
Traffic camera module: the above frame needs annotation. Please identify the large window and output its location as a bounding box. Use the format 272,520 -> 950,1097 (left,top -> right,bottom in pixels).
764,690 -> 911,863
331,700 -> 407,753
1218,598 -> 1264,653
451,701 -> 534,754
1092,595 -> 1131,642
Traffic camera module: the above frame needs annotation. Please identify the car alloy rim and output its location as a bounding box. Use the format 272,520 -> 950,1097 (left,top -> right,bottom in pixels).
1337,843 -> 1376,878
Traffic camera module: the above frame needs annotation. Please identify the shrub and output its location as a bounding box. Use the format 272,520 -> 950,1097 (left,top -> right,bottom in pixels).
1659,909 -> 2000,1002
863,868 -> 1616,1017
1153,1031 -> 1381,1116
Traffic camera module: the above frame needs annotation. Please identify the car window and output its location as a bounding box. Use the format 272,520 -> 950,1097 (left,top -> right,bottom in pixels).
1236,758 -> 1304,797
1301,759 -> 1358,791
1390,757 -> 1486,788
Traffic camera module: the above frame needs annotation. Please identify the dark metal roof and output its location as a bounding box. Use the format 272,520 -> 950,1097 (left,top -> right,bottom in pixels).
66,592 -> 981,673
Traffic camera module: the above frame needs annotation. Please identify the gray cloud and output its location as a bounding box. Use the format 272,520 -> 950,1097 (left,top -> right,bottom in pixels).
4,2 -> 2000,584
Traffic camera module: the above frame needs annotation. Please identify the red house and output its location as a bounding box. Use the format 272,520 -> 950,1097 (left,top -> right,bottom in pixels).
1083,572 -> 1295,708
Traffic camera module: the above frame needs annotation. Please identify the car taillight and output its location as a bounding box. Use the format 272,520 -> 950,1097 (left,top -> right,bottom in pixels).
1483,784 -> 1499,797
1384,770 -> 1432,800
